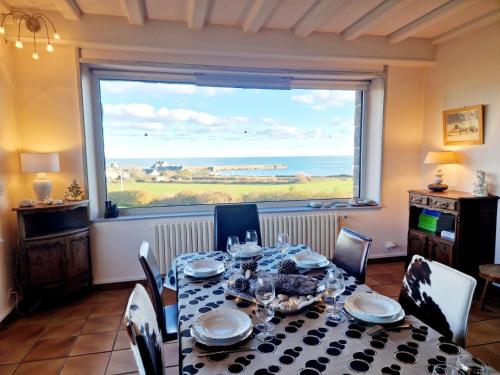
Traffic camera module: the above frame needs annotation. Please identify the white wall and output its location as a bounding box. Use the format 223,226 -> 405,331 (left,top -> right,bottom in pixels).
421,22 -> 500,262
0,41 -> 21,320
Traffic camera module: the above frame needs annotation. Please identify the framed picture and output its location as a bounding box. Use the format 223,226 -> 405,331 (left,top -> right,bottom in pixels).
443,104 -> 484,145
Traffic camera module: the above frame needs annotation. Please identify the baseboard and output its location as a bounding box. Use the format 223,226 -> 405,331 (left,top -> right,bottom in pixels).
92,275 -> 146,285
93,279 -> 146,291
367,252 -> 407,264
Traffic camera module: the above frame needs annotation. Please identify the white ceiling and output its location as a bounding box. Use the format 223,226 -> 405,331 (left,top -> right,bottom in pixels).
3,0 -> 500,43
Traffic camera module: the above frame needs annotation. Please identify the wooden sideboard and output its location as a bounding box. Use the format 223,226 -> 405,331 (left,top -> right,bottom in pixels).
13,201 -> 92,300
407,190 -> 498,279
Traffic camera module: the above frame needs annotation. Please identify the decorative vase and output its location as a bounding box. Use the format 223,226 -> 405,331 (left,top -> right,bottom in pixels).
472,170 -> 488,197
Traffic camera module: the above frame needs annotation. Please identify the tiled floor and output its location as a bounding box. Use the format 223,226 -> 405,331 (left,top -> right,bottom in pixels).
0,261 -> 498,374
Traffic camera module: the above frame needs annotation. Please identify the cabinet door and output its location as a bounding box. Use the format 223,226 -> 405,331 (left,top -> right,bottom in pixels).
25,238 -> 66,289
66,231 -> 91,281
427,238 -> 454,267
407,230 -> 427,260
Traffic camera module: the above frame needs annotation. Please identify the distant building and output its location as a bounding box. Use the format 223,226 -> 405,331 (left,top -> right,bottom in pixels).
144,161 -> 183,175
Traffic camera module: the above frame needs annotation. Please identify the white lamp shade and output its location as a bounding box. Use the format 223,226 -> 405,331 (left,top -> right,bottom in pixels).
424,151 -> 457,165
21,153 -> 60,173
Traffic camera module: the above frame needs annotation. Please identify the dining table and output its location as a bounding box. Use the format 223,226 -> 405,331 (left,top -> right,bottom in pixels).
168,245 -> 496,375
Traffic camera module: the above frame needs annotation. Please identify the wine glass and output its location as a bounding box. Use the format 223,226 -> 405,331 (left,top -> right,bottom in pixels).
324,268 -> 345,322
456,355 -> 488,374
245,230 -> 258,247
254,272 -> 275,342
276,233 -> 290,254
431,364 -> 460,375
226,236 -> 240,271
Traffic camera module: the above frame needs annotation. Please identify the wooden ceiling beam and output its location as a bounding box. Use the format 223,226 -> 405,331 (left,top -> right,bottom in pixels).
52,0 -> 82,21
432,8 -> 500,44
342,0 -> 409,40
294,0 -> 349,38
121,0 -> 146,25
243,0 -> 281,33
387,0 -> 478,43
188,0 -> 212,30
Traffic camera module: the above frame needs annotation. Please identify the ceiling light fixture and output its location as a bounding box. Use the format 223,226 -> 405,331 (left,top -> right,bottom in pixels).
0,11 -> 60,60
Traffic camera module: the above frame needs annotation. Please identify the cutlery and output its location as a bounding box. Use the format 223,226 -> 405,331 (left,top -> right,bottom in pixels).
341,307 -> 357,322
196,347 -> 257,358
366,323 -> 412,336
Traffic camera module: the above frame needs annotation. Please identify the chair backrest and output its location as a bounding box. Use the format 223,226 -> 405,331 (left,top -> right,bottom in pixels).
139,241 -> 165,337
331,227 -> 372,283
214,203 -> 262,251
398,255 -> 476,347
125,284 -> 165,375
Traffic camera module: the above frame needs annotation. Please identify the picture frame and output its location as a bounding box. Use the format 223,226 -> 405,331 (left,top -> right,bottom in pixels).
443,104 -> 484,145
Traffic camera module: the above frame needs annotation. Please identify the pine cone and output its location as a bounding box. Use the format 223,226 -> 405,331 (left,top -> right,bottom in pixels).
241,260 -> 258,273
277,259 -> 298,275
234,278 -> 250,293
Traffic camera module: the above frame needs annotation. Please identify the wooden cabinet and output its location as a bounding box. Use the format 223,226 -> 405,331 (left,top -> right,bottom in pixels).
14,201 -> 91,299
407,190 -> 498,279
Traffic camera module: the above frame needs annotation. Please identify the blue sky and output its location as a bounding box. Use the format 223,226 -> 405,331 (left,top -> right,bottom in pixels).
100,80 -> 356,159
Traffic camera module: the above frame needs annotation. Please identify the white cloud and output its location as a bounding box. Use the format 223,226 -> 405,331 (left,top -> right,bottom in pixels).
100,81 -> 234,97
291,90 -> 355,110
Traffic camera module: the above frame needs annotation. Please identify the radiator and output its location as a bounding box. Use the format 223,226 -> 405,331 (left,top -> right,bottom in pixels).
153,213 -> 340,274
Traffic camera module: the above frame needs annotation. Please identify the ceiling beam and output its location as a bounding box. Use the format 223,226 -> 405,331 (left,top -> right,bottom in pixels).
188,0 -> 212,30
0,1 -> 11,14
52,0 -> 82,21
342,0 -> 409,40
294,0 -> 349,38
387,0 -> 478,43
243,0 -> 281,33
121,0 -> 146,25
432,8 -> 500,44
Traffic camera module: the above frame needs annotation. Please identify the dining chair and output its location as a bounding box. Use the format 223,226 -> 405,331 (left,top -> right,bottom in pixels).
125,283 -> 165,375
139,241 -> 178,342
398,255 -> 477,347
214,203 -> 262,251
331,227 -> 372,283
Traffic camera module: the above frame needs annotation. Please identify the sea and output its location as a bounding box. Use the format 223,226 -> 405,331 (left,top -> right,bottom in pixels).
107,155 -> 353,177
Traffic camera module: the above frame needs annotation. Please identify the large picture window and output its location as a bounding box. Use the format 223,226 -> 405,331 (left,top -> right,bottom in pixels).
99,79 -> 363,208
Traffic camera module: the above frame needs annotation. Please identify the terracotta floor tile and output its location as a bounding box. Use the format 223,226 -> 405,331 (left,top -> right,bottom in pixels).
40,319 -> 86,339
90,302 -> 126,318
82,315 -> 122,334
96,290 -> 131,303
0,323 -> 46,344
164,342 -> 179,367
60,352 -> 110,375
52,305 -> 93,321
485,342 -> 500,355
371,283 -> 402,298
466,319 -> 500,346
165,366 -> 179,375
113,330 -> 130,351
366,262 -> 405,275
24,337 -> 77,361
0,342 -> 33,365
364,275 -> 382,287
163,289 -> 177,306
368,272 -> 404,285
70,332 -> 116,356
466,345 -> 500,371
0,365 -> 16,375
14,358 -> 65,375
105,349 -> 137,375
15,310 -> 56,326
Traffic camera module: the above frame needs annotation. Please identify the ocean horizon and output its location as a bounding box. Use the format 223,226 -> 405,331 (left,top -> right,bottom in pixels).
108,155 -> 354,177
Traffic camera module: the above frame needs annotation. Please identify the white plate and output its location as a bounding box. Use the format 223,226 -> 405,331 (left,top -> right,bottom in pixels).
347,307 -> 406,324
345,293 -> 402,319
191,325 -> 253,347
292,252 -> 327,266
192,308 -> 252,341
297,259 -> 330,269
238,245 -> 263,259
184,259 -> 224,278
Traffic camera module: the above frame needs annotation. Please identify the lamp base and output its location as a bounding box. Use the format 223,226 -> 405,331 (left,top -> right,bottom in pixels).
427,183 -> 448,192
32,173 -> 53,202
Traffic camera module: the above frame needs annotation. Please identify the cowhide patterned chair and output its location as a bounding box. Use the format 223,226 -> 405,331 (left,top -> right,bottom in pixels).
139,241 -> 178,342
331,227 -> 372,283
125,283 -> 165,375
398,255 -> 477,347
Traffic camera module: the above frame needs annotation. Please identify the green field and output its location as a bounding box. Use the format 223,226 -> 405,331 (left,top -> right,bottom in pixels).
108,177 -> 353,207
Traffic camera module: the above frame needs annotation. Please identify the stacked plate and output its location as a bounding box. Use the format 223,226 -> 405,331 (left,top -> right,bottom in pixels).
291,252 -> 330,269
238,244 -> 263,259
184,259 -> 224,278
191,308 -> 253,346
344,292 -> 405,323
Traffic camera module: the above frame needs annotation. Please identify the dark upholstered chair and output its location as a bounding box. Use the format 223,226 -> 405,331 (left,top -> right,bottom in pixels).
331,227 -> 372,283
398,255 -> 476,347
139,241 -> 178,342
214,204 -> 262,251
125,284 -> 165,375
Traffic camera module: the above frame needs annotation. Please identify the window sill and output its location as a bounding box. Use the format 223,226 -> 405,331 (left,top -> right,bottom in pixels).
91,204 -> 382,223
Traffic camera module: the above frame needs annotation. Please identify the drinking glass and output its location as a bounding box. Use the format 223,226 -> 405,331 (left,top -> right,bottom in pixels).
324,268 -> 345,322
254,272 -> 276,342
245,230 -> 258,246
431,364 -> 460,375
276,233 -> 290,254
226,236 -> 240,271
456,355 -> 488,374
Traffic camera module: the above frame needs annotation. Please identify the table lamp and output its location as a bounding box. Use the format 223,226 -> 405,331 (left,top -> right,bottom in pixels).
20,152 -> 60,202
424,151 -> 457,192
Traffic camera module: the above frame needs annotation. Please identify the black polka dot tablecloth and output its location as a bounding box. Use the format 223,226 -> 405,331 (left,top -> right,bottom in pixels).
173,247 -> 484,375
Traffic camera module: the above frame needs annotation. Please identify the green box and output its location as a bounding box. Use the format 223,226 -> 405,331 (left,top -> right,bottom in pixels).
418,214 -> 438,232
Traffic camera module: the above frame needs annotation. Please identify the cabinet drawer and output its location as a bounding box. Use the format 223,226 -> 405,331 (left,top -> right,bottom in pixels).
409,193 -> 428,206
428,197 -> 457,212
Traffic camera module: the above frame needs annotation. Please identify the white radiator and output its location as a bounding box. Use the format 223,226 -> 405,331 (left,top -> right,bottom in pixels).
153,213 -> 340,274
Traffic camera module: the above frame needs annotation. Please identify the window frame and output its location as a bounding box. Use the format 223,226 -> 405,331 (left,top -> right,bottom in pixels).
85,66 -> 376,218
